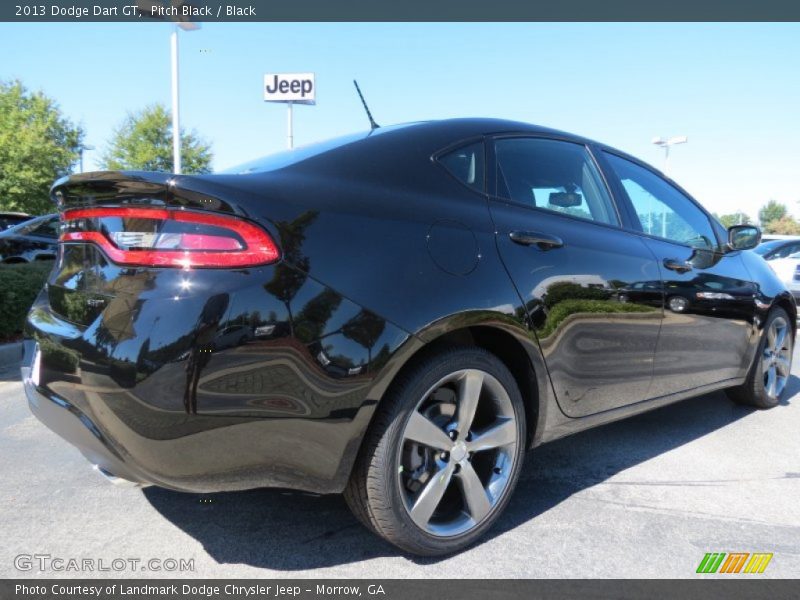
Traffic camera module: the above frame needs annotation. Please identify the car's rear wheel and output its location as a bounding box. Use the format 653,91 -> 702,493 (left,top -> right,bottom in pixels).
344,346 -> 526,555
727,307 -> 793,408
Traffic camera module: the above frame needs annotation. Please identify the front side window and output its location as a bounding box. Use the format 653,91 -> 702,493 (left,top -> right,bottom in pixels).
438,141 -> 485,193
603,152 -> 718,250
494,138 -> 618,226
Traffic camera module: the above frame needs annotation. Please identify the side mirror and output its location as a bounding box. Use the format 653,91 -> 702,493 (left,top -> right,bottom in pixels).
727,225 -> 761,251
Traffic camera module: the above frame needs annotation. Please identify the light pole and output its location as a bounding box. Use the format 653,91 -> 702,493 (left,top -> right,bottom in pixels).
170,25 -> 181,173
137,1 -> 200,174
652,135 -> 688,237
170,19 -> 200,174
79,144 -> 95,173
652,135 -> 688,177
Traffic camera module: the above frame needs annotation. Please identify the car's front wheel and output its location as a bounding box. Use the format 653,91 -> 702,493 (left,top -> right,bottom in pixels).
344,346 -> 526,555
727,306 -> 793,408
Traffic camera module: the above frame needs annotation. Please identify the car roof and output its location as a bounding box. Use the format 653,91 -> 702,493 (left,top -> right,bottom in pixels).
386,118 -> 591,139
354,118 -> 601,150
223,118 -> 629,177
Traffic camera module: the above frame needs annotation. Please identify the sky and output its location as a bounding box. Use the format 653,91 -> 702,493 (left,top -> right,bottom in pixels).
1,22 -> 798,221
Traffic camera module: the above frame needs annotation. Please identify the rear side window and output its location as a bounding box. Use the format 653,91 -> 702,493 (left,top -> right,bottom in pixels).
494,137 -> 619,226
438,141 -> 485,193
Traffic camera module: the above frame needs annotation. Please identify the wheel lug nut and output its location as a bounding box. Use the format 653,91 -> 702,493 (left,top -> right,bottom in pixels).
449,430 -> 458,440
440,452 -> 449,461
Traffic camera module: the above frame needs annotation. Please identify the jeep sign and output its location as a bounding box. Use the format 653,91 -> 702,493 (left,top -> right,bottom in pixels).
263,73 -> 316,105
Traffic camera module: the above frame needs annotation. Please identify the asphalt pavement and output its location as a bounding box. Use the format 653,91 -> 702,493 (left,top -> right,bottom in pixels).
1,347 -> 798,579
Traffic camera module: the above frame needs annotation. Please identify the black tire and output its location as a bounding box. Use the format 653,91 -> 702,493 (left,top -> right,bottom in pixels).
726,307 -> 793,409
344,346 -> 527,556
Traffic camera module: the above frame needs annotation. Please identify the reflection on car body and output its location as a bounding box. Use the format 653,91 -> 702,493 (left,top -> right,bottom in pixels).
0,213 -> 59,263
0,211 -> 32,230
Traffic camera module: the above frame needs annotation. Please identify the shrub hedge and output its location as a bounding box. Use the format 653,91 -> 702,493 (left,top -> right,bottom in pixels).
0,261 -> 52,341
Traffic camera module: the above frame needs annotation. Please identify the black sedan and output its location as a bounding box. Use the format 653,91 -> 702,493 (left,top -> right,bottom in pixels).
22,119 -> 794,555
0,213 -> 59,263
754,237 -> 800,261
0,211 -> 32,230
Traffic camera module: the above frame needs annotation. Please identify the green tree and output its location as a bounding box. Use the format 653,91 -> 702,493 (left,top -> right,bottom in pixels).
0,80 -> 84,214
100,104 -> 212,174
758,200 -> 788,227
763,215 -> 800,235
342,310 -> 386,370
716,211 -> 752,228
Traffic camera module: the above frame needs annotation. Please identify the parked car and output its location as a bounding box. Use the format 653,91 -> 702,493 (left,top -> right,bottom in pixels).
763,252 -> 800,301
760,234 -> 799,243
0,211 -> 32,230
213,323 -> 254,350
22,119 -> 794,556
754,237 -> 800,261
753,239 -> 800,300
0,213 -> 59,263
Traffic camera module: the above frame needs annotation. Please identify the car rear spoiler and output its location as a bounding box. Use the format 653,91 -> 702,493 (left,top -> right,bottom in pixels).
50,171 -> 238,215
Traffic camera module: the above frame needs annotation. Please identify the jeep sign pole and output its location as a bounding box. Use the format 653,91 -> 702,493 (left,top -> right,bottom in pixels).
264,73 -> 316,150
287,101 -> 293,149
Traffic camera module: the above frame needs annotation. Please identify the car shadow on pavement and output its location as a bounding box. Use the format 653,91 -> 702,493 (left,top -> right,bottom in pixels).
0,364 -> 22,382
143,376 -> 799,570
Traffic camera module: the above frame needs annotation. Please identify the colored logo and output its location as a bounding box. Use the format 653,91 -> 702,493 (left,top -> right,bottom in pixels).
697,552 -> 773,574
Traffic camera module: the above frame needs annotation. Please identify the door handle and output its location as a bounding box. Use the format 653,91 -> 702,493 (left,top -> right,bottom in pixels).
663,258 -> 693,273
509,230 -> 564,250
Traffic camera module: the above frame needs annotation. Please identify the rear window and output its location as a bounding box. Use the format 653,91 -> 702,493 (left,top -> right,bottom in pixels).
222,133 -> 367,174
28,218 -> 60,239
222,123 -> 418,175
437,141 -> 485,193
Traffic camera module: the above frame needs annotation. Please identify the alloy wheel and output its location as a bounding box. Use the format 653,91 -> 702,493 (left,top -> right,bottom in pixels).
763,315 -> 792,401
397,369 -> 518,537
668,296 -> 688,313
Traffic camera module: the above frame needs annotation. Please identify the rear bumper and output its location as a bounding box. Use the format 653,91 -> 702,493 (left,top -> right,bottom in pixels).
22,343 -> 145,486
21,264 -> 413,494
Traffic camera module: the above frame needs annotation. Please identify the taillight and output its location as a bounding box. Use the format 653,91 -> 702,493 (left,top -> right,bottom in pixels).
60,207 -> 280,268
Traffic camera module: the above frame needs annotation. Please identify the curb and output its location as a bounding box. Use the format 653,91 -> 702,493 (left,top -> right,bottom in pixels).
0,342 -> 23,368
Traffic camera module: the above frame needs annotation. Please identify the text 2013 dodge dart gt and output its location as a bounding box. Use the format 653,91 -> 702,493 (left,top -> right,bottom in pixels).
22,119 -> 793,555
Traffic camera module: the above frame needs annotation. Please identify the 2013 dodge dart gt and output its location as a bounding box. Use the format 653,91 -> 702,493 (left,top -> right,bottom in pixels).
22,119 -> 794,555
